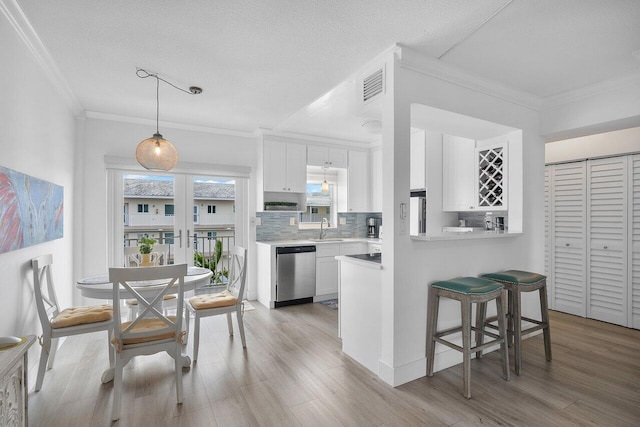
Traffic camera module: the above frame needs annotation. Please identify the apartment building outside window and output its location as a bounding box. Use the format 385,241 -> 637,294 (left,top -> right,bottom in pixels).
207,205 -> 216,214
165,204 -> 174,216
137,203 -> 149,213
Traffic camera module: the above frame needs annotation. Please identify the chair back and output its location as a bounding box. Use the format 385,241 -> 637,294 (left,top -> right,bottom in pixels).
123,246 -> 141,267
32,254 -> 61,330
226,246 -> 247,303
109,264 -> 187,348
153,244 -> 170,265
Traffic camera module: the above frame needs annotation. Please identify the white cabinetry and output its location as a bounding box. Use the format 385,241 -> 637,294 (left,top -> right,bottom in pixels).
340,242 -> 368,255
316,243 -> 340,297
347,150 -> 369,212
443,135 -> 507,211
410,129 -> 426,189
263,140 -> 307,193
442,135 -> 475,211
307,146 -> 348,168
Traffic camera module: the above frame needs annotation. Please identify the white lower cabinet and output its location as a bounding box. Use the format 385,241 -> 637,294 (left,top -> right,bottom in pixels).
545,155 -> 638,329
316,244 -> 340,297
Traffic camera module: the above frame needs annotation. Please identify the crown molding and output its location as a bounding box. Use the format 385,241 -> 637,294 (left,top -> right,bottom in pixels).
85,111 -> 255,138
543,72 -> 640,108
397,45 -> 543,112
257,128 -> 373,150
0,0 -> 83,114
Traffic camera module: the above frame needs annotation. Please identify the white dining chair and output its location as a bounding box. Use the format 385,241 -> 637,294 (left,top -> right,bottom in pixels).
123,246 -> 141,267
108,263 -> 188,421
124,243 -> 177,320
185,246 -> 247,362
32,254 -> 114,391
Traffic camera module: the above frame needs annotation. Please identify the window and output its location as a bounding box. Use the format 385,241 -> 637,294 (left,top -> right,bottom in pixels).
137,203 -> 149,213
193,205 -> 199,224
207,231 -> 217,239
165,232 -> 174,244
299,181 -> 336,227
207,205 -> 216,214
165,204 -> 174,216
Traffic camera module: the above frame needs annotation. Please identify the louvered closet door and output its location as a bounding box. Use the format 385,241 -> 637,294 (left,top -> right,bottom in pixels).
631,155 -> 640,329
587,157 -> 628,326
544,166 -> 553,308
552,162 -> 587,317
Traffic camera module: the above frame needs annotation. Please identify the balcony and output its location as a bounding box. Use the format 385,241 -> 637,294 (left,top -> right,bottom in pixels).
125,213 -> 235,227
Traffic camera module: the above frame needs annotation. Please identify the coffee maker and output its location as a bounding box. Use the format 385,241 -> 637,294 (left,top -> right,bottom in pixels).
367,218 -> 381,238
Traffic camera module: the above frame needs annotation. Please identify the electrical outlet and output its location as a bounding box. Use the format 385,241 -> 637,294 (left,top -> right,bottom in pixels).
339,217 -> 346,225
255,217 -> 262,226
290,217 -> 296,225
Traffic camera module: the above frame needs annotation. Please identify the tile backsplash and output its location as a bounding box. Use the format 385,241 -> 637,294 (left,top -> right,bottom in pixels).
458,211 -> 508,229
256,212 -> 382,241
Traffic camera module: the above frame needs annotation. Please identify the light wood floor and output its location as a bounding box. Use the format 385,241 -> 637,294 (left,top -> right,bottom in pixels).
28,303 -> 640,426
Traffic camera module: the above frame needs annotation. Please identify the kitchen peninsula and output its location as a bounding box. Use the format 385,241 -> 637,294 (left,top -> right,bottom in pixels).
336,252 -> 382,374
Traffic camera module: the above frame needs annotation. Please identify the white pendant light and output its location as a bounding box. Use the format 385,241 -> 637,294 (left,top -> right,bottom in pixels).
135,69 -> 202,171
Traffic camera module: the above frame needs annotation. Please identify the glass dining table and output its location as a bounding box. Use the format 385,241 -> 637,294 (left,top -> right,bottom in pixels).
76,266 -> 213,382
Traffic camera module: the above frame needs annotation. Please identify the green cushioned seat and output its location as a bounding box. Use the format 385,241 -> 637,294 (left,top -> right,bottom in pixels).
481,270 -> 546,285
432,277 -> 503,295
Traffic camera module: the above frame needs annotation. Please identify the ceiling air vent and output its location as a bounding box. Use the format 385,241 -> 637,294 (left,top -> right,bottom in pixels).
362,67 -> 384,103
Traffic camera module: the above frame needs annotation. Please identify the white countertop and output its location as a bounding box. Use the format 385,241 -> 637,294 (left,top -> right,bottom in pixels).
410,230 -> 522,241
256,238 -> 381,247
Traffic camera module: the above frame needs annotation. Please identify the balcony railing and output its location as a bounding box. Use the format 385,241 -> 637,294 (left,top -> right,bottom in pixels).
124,213 -> 235,227
124,234 -> 235,283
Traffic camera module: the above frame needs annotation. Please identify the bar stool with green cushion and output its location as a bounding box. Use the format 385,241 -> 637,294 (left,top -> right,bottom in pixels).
426,277 -> 510,399
479,270 -> 551,375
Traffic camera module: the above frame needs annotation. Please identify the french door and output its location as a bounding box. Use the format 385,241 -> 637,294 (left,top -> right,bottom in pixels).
108,169 -> 245,270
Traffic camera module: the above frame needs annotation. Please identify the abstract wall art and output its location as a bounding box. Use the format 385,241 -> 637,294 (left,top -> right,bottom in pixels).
0,166 -> 63,254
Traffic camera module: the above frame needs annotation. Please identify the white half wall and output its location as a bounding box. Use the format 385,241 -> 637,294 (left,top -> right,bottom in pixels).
379,48 -> 543,386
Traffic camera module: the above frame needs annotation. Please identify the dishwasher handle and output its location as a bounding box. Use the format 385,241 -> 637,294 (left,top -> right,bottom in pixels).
276,246 -> 316,255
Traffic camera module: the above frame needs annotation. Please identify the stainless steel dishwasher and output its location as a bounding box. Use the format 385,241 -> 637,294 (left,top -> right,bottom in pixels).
275,246 -> 316,307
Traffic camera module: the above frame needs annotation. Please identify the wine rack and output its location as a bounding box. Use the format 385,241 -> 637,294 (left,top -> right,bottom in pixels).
477,146 -> 505,208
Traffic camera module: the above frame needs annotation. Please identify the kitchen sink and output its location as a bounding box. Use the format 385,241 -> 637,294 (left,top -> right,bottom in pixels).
309,238 -> 344,242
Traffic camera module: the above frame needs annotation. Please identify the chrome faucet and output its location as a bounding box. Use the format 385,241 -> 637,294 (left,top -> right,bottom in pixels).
319,218 -> 328,240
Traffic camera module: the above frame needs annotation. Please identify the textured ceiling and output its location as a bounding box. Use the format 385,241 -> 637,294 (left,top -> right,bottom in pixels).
14,0 -> 640,141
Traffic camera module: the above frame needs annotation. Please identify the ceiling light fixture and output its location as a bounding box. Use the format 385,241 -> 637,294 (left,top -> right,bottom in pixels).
135,69 -> 202,171
322,167 -> 329,193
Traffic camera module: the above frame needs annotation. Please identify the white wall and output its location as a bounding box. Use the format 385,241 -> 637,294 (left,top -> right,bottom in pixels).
379,49 -> 543,386
75,117 -> 257,301
546,126 -> 640,164
0,18 -> 76,339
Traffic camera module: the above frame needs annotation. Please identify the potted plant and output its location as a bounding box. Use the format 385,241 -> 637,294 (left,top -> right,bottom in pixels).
137,236 -> 157,267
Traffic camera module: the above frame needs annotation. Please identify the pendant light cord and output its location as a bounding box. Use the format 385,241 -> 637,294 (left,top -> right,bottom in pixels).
136,68 -> 202,135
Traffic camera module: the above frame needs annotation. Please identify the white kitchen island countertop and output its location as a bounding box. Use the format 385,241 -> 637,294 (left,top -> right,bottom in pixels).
411,230 -> 522,241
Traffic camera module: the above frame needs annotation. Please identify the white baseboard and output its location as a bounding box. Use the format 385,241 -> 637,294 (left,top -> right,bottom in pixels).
378,356 -> 427,387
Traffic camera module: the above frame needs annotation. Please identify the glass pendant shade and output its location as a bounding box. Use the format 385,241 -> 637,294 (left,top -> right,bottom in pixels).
321,179 -> 329,193
136,133 -> 178,171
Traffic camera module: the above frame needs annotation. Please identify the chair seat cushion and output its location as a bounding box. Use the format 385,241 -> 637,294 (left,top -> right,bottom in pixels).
119,316 -> 177,345
432,277 -> 502,295
51,304 -> 113,329
190,290 -> 237,310
481,270 -> 546,285
125,294 -> 177,306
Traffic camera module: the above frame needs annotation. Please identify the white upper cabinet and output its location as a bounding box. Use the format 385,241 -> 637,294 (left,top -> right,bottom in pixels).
442,135 -> 475,211
307,145 -> 348,168
263,140 -> 307,193
410,129 -> 426,190
442,134 -> 507,211
347,150 -> 369,212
